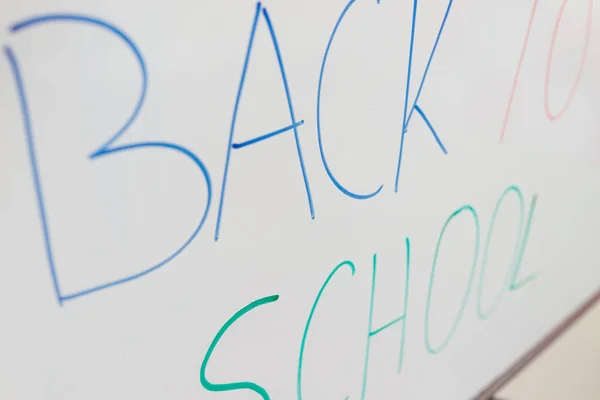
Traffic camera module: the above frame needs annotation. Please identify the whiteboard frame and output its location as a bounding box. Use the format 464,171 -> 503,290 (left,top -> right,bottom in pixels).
474,288 -> 600,399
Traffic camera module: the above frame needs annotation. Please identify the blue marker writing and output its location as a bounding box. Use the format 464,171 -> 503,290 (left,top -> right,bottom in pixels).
395,0 -> 452,192
214,2 -> 315,241
6,14 -> 212,304
316,0 -> 384,200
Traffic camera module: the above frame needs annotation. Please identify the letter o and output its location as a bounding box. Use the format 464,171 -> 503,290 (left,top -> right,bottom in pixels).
544,0 -> 593,121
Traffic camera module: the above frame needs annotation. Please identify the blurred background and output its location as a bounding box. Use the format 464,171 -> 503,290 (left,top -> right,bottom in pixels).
497,300 -> 600,399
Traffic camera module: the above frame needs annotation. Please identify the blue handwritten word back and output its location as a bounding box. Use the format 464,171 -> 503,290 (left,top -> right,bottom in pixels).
6,1 -> 468,305
5,1 -> 452,304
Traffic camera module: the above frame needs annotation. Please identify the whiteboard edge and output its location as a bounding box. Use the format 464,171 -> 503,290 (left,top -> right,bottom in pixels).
474,288 -> 600,400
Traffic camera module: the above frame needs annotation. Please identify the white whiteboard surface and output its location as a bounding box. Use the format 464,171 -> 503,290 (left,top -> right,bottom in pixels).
0,0 -> 599,399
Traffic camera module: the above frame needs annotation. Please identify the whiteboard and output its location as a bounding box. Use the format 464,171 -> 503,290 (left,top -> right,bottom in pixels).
0,0 -> 599,399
